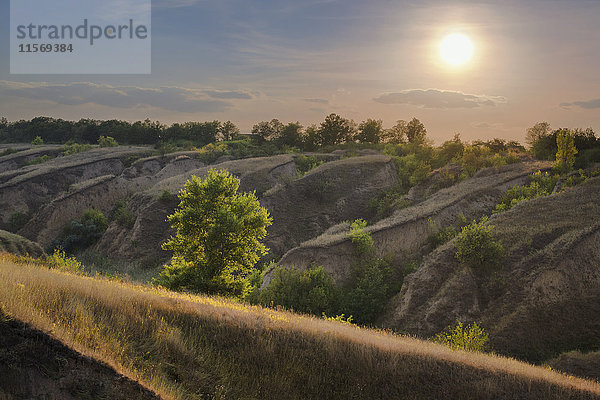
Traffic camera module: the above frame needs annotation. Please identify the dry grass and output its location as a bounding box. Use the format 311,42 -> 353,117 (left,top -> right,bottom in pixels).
0,255 -> 599,399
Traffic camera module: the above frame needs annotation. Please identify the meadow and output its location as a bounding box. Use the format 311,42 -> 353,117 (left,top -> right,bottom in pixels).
0,254 -> 599,399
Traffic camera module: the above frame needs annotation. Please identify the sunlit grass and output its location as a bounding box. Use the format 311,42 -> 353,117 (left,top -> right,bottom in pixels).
0,253 -> 598,399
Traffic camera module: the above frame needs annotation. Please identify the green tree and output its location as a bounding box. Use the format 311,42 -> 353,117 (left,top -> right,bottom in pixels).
525,122 -> 551,148
219,120 -> 240,141
31,136 -> 44,145
455,217 -> 503,269
277,122 -> 304,148
405,118 -> 427,144
157,169 -> 273,296
98,135 -> 118,147
555,129 -> 578,172
356,119 -> 383,144
318,113 -> 356,146
252,119 -> 284,142
383,120 -> 407,144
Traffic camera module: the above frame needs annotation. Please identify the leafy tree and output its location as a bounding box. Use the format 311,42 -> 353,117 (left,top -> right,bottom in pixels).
252,119 -> 284,142
31,136 -> 44,145
7,210 -> 30,233
356,119 -> 383,144
455,217 -> 503,269
219,120 -> 240,141
526,122 -> 551,148
277,122 -> 304,148
555,129 -> 578,173
257,265 -> 339,316
303,124 -> 320,151
435,321 -> 489,352
383,120 -> 407,144
98,135 -> 118,147
405,118 -> 427,144
317,113 -> 356,146
52,208 -> 108,253
0,117 -> 7,130
157,169 -> 272,296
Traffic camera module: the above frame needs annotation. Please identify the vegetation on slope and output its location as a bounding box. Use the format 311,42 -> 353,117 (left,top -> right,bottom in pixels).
0,255 -> 599,400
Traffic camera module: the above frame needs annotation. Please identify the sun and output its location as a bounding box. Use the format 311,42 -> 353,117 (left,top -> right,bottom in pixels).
440,33 -> 473,66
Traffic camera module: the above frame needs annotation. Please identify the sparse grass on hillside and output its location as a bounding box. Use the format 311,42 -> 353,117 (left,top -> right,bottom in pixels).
0,255 -> 599,400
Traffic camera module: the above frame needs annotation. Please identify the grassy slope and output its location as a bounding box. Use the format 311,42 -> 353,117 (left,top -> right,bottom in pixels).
0,230 -> 44,257
0,256 -> 599,400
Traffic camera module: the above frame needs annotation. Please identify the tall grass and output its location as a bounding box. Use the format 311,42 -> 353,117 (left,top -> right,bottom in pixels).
0,254 -> 598,399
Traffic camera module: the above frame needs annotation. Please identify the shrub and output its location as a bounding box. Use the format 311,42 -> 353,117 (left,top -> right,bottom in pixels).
31,136 -> 44,145
25,155 -> 52,165
344,219 -> 398,324
455,218 -> 503,269
110,201 -> 135,228
295,155 -> 323,177
159,189 -> 172,202
46,248 -> 83,274
347,219 -> 374,257
494,171 -> 557,213
554,129 -> 577,173
7,210 -> 30,233
343,256 -> 393,324
98,135 -> 118,147
156,169 -> 272,297
0,147 -> 17,157
435,321 -> 489,352
52,208 -> 108,253
63,142 -> 92,155
258,265 -> 339,316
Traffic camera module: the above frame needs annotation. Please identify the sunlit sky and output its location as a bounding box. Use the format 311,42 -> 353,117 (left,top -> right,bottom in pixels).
2,0 -> 600,143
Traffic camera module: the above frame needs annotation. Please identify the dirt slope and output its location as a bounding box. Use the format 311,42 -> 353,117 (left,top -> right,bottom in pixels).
381,175 -> 600,363
275,161 -> 551,284
0,311 -> 160,400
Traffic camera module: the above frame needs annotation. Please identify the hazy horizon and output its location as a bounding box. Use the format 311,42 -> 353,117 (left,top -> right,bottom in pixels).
2,0 -> 600,144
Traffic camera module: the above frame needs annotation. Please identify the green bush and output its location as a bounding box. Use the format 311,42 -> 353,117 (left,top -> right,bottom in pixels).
51,208 -> 108,253
435,321 -> 489,352
98,135 -> 118,147
343,256 -> 393,324
494,171 -> 557,213
25,155 -> 52,165
347,219 -> 374,257
257,265 -> 339,316
0,147 -> 17,157
344,219 -> 398,324
7,210 -> 30,233
46,248 -> 83,274
455,218 -> 503,269
110,201 -> 135,228
63,142 -> 92,155
159,190 -> 173,202
31,136 -> 44,145
295,155 -> 324,177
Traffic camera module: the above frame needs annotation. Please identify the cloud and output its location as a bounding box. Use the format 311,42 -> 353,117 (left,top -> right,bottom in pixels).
304,98 -> 329,104
0,81 -> 253,113
560,98 -> 600,109
373,89 -> 506,109
204,90 -> 253,100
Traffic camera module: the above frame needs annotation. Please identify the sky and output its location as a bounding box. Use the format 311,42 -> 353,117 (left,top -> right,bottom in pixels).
1,0 -> 600,143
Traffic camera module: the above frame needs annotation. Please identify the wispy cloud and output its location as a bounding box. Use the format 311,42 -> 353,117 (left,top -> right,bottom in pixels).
373,89 -> 507,109
0,81 -> 253,113
560,98 -> 600,109
304,98 -> 329,104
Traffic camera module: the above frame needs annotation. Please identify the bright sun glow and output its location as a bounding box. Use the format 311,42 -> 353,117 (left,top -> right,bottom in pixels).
440,34 -> 473,66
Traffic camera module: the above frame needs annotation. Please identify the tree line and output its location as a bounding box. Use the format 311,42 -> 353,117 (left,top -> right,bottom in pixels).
0,114 -> 429,149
